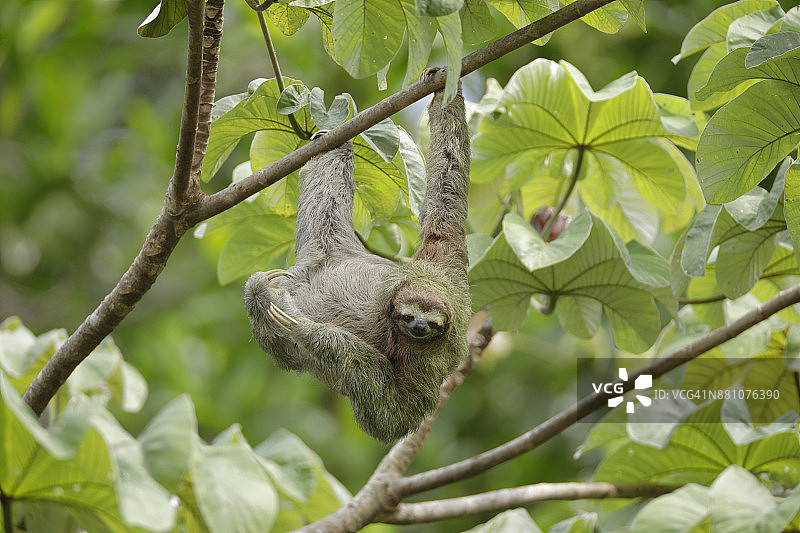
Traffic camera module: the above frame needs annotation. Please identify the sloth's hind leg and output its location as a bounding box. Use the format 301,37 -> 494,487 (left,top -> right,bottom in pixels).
295,131 -> 366,269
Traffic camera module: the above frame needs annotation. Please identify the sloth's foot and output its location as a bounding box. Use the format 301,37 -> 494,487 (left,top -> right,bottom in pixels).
420,66 -> 443,81
269,302 -> 298,332
311,129 -> 329,140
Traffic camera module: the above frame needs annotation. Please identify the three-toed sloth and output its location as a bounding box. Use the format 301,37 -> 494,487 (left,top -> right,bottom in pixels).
244,75 -> 471,443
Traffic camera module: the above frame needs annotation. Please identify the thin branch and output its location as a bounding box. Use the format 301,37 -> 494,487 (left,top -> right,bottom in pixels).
191,0 -> 226,177
383,482 -> 677,524
292,311 -> 494,533
257,10 -> 307,139
167,0 -> 205,210
191,0 -> 617,223
22,0 -> 207,415
396,281 -> 800,496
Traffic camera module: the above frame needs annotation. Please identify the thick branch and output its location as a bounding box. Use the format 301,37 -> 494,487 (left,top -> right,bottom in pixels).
292,312 -> 494,533
191,0 -> 616,223
22,0 -> 207,416
167,0 -> 205,210
191,0 -> 225,177
384,482 -> 677,524
396,282 -> 800,496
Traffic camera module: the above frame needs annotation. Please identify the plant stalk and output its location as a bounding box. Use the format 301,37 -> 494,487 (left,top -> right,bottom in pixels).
542,145 -> 585,241
256,10 -> 306,139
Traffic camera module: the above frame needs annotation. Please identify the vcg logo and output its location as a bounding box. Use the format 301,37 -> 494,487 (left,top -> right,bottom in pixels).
591,368 -> 653,413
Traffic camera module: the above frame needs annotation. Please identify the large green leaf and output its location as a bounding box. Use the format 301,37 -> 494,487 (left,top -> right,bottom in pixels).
561,0 -> 628,34
399,0 -> 437,87
696,33 -> 800,203
254,429 -> 350,524
469,211 -> 666,352
267,2 -> 310,36
472,59 -> 693,243
630,484 -> 710,533
785,162 -> 800,253
90,409 -> 175,532
710,465 -> 800,533
461,0 -> 496,46
331,0 -> 406,78
697,82 -> 800,204
463,508 -> 543,533
189,428 -> 279,533
486,0 -> 558,40
672,0 -> 779,63
217,211 -> 296,285
595,400 -> 800,486
726,5 -> 785,51
137,0 -> 188,38
138,394 -> 197,492
433,12 -> 463,104
0,378 -> 129,531
202,78 -> 312,181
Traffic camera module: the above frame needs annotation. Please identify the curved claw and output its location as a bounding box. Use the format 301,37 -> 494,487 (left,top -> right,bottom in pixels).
420,66 -> 444,81
264,269 -> 294,280
311,130 -> 330,141
269,302 -> 298,332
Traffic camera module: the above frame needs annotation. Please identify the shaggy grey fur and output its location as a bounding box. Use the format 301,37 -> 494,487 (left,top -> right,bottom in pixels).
244,84 -> 471,443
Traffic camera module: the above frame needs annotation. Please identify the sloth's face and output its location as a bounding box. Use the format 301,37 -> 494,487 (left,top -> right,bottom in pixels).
391,292 -> 450,341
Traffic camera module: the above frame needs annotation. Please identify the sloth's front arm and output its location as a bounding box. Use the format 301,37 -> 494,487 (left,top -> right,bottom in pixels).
271,310 -> 420,443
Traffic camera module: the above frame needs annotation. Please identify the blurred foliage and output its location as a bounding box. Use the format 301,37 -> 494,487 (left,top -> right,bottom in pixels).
0,0 -> 737,531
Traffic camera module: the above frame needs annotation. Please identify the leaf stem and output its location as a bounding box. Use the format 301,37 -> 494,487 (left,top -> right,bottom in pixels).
2,494 -> 12,533
542,145 -> 585,241
256,10 -> 307,139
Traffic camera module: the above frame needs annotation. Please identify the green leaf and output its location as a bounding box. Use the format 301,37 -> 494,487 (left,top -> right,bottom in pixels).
0,378 -> 130,531
309,87 -> 350,130
746,30 -> 800,67
276,84 -> 310,115
400,0 -> 437,87
726,5 -> 785,50
91,409 -> 175,532
782,6 -> 800,32
415,0 -> 463,17
595,400 -> 800,486
463,508 -> 542,533
138,394 -> 197,492
469,211 -> 665,352
251,130 -> 303,216
0,316 -> 35,376
486,0 -> 558,36
472,59 -> 692,241
710,465 -> 800,533
549,512 -> 597,533
190,432 -> 279,533
433,12 -> 464,105
631,484 -> 710,533
202,78 -> 312,181
137,0 -> 188,38
361,118 -> 400,162
561,0 -> 628,34
331,0 -> 405,78
785,162 -> 800,253
621,0 -> 646,31
461,0 -> 496,45
267,2 -> 310,35
696,80 -> 800,203
217,212 -> 296,284
672,0 -> 779,63
397,126 -> 426,216
688,43 -> 756,111
254,429 -> 349,523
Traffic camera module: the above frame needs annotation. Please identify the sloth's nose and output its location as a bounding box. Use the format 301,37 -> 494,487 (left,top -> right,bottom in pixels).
409,320 -> 429,337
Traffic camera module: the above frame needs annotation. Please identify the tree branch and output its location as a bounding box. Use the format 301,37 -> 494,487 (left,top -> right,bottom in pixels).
396,282 -> 800,496
292,311 -> 493,533
167,0 -> 205,210
22,0 -> 207,415
191,0 -> 225,177
190,0 -> 616,223
383,482 -> 677,524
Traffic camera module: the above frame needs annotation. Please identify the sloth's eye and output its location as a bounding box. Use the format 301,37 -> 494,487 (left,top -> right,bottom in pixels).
401,314 -> 414,322
428,321 -> 442,330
